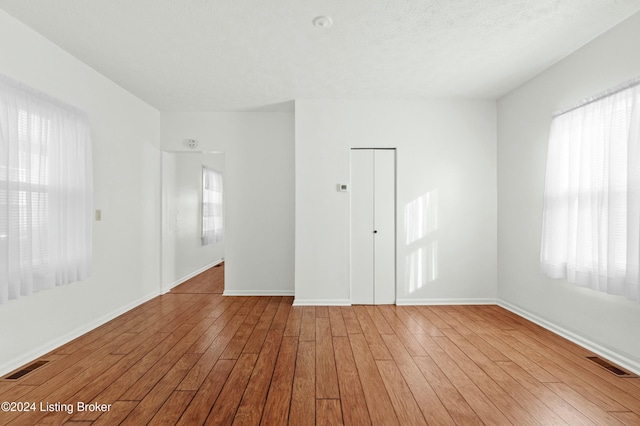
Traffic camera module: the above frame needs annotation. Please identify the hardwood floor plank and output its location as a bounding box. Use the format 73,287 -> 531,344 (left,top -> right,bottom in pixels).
315,317 -> 340,399
20,331 -> 132,387
446,315 -> 511,362
497,361 -> 597,425
377,306 -> 427,357
220,298 -> 269,360
261,336 -> 298,425
412,355 -> 483,425
177,310 -> 247,391
612,411 -> 640,426
121,319 -> 223,401
365,305 -> 394,335
315,306 -> 329,318
220,321 -> 259,361
64,331 -> 171,418
171,263 -> 225,294
147,390 -> 195,426
498,329 -> 631,413
187,298 -> 252,354
433,335 -> 540,426
328,306 -> 348,337
90,401 -> 139,426
348,333 -> 399,425
270,300 -> 292,330
380,333 -> 455,425
413,333 -> 512,425
204,296 -> 245,322
420,306 -> 453,329
299,307 -> 316,342
440,327 -> 566,424
505,325 -> 640,411
353,306 -> 391,360
0,383 -> 38,401
546,382 -> 625,425
204,353 -> 259,425
242,298 -> 279,354
471,325 -> 560,383
316,399 -> 344,426
382,305 -> 425,335
400,306 -> 444,336
333,336 -> 372,426
474,306 -> 519,330
233,329 -> 283,426
340,306 -> 363,334
120,353 -> 200,425
176,359 -> 235,426
376,359 -> 428,425
283,306 -> 302,337
234,296 -> 262,317
289,340 -> 315,426
69,324 -> 197,421
7,352 -> 124,425
427,306 -> 468,332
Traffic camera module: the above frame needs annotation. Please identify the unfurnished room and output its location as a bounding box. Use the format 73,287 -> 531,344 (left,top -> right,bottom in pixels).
1,1 -> 640,425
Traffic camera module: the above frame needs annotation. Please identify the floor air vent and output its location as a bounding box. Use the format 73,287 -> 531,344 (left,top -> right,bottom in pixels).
3,360 -> 49,380
586,356 -> 637,378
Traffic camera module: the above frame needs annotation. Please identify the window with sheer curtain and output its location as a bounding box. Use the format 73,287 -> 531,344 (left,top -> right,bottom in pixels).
202,166 -> 223,245
0,75 -> 93,304
541,77 -> 640,302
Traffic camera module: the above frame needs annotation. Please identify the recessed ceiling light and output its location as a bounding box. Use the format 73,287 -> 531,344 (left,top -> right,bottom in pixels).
313,16 -> 333,28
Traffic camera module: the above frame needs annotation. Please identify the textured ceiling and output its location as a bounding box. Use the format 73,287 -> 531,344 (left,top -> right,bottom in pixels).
1,0 -> 640,111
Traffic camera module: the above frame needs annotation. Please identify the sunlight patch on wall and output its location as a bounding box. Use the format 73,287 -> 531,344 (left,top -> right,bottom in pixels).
404,191 -> 439,294
405,191 -> 438,245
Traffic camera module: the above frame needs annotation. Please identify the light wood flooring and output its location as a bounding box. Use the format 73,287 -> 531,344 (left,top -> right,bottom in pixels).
2,263 -> 640,425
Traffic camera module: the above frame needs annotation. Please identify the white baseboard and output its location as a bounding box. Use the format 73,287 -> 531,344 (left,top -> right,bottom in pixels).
292,299 -> 352,306
162,258 -> 224,294
498,299 -> 640,377
223,289 -> 295,296
0,290 -> 160,377
396,298 -> 497,306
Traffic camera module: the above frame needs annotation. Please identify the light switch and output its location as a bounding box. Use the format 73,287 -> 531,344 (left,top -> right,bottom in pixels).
95,209 -> 102,221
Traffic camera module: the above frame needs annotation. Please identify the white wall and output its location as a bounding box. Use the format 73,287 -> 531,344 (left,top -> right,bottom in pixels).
295,100 -> 497,305
0,11 -> 161,374
161,112 -> 294,295
497,12 -> 640,372
162,152 -> 225,291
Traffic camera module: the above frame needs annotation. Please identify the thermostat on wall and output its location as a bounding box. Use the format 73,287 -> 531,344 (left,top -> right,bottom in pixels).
338,184 -> 348,192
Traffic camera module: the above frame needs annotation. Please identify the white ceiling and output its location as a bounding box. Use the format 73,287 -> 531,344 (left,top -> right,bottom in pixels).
2,0 -> 640,111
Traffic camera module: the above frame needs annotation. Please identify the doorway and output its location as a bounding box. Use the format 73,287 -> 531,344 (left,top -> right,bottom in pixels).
161,151 -> 225,293
350,148 -> 396,304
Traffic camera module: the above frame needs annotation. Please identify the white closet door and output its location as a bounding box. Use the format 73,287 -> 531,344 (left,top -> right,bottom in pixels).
350,149 -> 395,305
350,150 -> 375,304
374,149 -> 396,304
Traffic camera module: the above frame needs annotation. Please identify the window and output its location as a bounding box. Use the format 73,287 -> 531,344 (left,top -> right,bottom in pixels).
0,74 -> 93,304
540,77 -> 640,301
202,166 -> 223,245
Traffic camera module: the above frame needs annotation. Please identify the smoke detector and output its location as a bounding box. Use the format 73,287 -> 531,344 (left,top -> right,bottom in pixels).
184,139 -> 198,149
313,16 -> 333,28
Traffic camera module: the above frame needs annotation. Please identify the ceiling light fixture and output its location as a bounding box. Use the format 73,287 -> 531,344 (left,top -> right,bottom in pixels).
312,16 -> 333,28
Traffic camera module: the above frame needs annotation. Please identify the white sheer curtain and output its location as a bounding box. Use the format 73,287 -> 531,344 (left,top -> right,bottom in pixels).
0,74 -> 93,304
202,166 -> 223,245
541,78 -> 640,301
